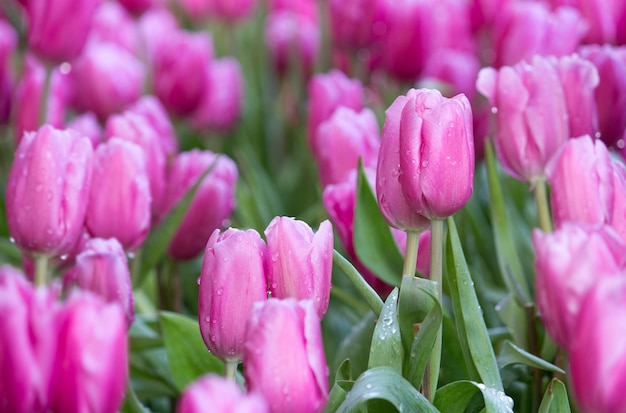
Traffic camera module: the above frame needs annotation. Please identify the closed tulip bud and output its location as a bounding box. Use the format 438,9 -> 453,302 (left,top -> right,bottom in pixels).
49,291 -> 128,413
306,70 -> 364,153
0,268 -> 59,413
177,375 -> 269,413
376,94 -> 431,231
191,57 -> 244,132
0,19 -> 16,125
63,238 -> 134,327
477,55 -> 569,181
264,217 -> 333,318
533,223 -> 626,350
384,88 -> 475,221
86,138 -> 151,251
153,30 -> 212,116
66,112 -> 102,148
198,228 -> 268,362
24,0 -> 100,63
328,0 -> 385,52
159,150 -> 238,260
570,277 -> 626,413
87,1 -> 138,54
70,42 -> 145,122
314,107 -> 380,188
118,0 -> 164,15
137,8 -> 179,66
6,125 -> 94,257
244,299 -> 328,413
105,112 -> 167,214
128,95 -> 179,159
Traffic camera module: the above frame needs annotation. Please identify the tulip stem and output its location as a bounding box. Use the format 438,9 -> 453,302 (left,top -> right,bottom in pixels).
533,177 -> 552,233
333,250 -> 384,316
38,63 -> 53,127
225,360 -> 238,381
427,219 -> 444,402
33,254 -> 49,287
403,230 -> 420,277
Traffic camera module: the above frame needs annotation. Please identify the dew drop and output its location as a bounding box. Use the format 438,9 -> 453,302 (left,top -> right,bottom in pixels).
490,107 -> 498,114
216,287 -> 224,296
9,237 -> 15,244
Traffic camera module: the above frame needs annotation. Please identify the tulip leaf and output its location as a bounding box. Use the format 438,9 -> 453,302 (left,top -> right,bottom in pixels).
538,379 -> 571,413
445,216 -> 503,391
333,249 -> 384,316
484,140 -> 531,304
495,293 -> 528,350
159,311 -> 224,392
433,381 -> 514,413
336,367 -> 439,413
324,359 -> 353,413
333,311 -> 376,379
353,163 -> 404,287
369,288 -> 403,373
137,157 -> 220,286
498,340 -> 565,374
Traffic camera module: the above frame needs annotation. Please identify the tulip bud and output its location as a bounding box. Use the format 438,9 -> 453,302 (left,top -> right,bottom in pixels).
198,228 -> 268,362
159,150 -> 238,260
533,223 -> 626,350
63,238 -> 134,327
264,217 -> 333,318
328,0 -> 384,52
244,299 -> 328,413
128,95 -> 179,159
570,277 -> 626,413
86,138 -> 151,251
137,8 -> 179,66
0,19 -> 16,125
6,125 -> 94,257
313,107 -> 380,188
118,0 -> 164,15
49,291 -> 128,413
177,374 -> 269,413
24,0 -> 100,63
87,1 -> 138,53
66,112 -> 102,148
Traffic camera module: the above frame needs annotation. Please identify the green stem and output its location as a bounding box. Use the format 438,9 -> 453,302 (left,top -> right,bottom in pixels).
225,360 -> 238,381
333,250 -> 384,317
533,177 -> 552,233
402,230 -> 420,277
38,63 -> 53,127
33,254 -> 49,287
427,219 -> 444,402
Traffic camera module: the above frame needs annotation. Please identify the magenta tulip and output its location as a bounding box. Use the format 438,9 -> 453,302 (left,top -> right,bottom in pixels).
118,0 -> 163,15
86,138 -> 151,251
159,150 -> 238,260
264,217 -> 333,318
177,375 -> 269,413
6,125 -> 94,257
198,228 -> 268,362
128,95 -> 179,159
66,112 -> 102,148
0,19 -> 16,125
87,1 -> 138,53
244,298 -> 328,413
137,8 -> 179,66
328,0 -> 385,52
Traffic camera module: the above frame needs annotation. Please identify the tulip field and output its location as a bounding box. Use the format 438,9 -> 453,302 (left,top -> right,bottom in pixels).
2,0 -> 626,412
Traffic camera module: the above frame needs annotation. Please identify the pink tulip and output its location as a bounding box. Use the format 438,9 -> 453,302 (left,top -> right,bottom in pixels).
137,8 -> 179,65
63,237 -> 134,327
177,375 -> 269,413
191,57 -> 244,132
314,107 -> 380,188
570,277 -> 626,413
421,49 -> 480,101
198,228 -> 268,362
533,223 -> 626,350
24,0 -> 101,63
265,217 -> 333,318
544,0 -> 620,44
66,112 -> 102,148
128,95 -> 179,159
328,0 -> 385,52
178,0 -> 258,22
117,0 -> 164,15
49,291 -> 128,413
244,299 -> 328,413
87,1 -> 138,53
86,138 -> 151,251
6,125 -> 93,257
0,19 -> 16,125
159,150 -> 238,260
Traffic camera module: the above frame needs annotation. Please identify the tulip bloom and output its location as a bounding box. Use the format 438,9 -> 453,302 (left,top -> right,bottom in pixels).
198,228 -> 268,362
6,125 -> 94,257
63,238 -> 134,327
66,113 -> 102,148
159,150 -> 238,260
87,1 -> 138,54
533,223 -> 626,350
570,277 -> 626,413
264,217 -> 333,318
244,299 -> 328,413
128,95 -> 179,158
0,19 -> 16,125
86,139 -> 151,251
177,375 -> 269,413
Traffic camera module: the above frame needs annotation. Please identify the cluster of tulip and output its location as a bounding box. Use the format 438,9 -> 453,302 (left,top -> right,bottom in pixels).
3,0 -> 626,412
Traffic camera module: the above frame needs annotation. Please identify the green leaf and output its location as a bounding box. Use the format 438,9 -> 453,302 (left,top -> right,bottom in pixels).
495,293 -> 528,350
353,162 -> 404,287
538,379 -> 571,413
333,312 -> 376,380
434,381 -> 514,413
369,288 -> 403,373
484,140 -> 531,304
336,367 -> 439,413
160,311 -> 224,391
129,317 -> 163,352
324,359 -> 353,413
445,216 -> 503,391
333,249 -> 384,316
498,340 -> 565,374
